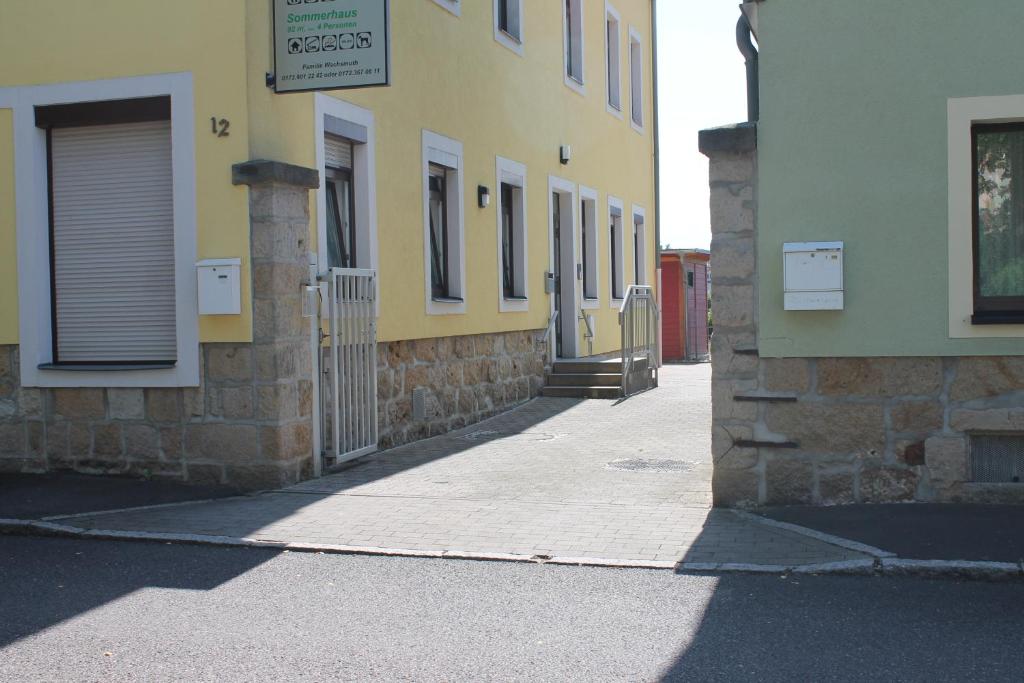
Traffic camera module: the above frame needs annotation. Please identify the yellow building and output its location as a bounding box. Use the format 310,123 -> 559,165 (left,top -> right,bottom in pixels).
0,0 -> 658,487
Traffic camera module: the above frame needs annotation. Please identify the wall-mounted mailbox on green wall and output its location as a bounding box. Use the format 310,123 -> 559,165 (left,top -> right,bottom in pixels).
783,242 -> 844,311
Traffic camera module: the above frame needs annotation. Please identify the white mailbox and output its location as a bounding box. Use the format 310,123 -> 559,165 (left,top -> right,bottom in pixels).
783,242 -> 844,310
196,258 -> 241,315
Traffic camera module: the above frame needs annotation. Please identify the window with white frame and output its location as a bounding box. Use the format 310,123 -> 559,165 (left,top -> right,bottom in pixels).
423,130 -> 465,313
2,73 -> 198,388
629,28 -> 644,129
316,96 -> 378,282
324,135 -> 356,269
496,156 -> 528,312
39,97 -> 177,365
580,187 -> 599,304
564,0 -> 584,89
605,4 -> 622,113
609,197 -> 626,300
947,94 -> 1024,338
431,0 -> 461,17
633,207 -> 647,285
494,0 -> 523,53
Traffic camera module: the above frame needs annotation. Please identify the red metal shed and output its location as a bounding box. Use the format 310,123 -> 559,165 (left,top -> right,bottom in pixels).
660,249 -> 710,361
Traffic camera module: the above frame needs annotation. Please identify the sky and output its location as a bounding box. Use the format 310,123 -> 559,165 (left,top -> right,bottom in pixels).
655,0 -> 748,250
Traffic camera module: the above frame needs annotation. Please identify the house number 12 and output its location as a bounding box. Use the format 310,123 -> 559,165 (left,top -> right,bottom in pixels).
210,117 -> 230,138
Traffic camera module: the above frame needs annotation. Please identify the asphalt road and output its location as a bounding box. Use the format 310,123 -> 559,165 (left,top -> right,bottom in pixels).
2,536 -> 1023,682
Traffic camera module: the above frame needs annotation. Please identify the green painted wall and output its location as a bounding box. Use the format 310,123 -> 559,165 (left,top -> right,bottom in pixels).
756,0 -> 1024,357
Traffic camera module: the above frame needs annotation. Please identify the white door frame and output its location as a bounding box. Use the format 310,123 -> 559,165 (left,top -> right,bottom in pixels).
548,175 -> 579,359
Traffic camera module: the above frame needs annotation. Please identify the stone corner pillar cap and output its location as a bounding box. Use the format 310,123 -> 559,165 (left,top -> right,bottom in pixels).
698,122 -> 758,157
232,159 -> 320,189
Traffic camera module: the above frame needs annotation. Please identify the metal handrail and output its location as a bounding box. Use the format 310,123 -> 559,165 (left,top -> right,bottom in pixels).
541,309 -> 560,344
578,311 -> 594,357
618,285 -> 661,397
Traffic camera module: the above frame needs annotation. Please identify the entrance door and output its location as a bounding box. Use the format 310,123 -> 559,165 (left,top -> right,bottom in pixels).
552,191 -> 563,358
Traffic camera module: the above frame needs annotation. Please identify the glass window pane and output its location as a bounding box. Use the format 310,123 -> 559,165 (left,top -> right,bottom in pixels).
501,183 -> 515,298
325,180 -> 343,269
429,167 -> 447,297
976,127 -> 1024,298
338,174 -> 355,268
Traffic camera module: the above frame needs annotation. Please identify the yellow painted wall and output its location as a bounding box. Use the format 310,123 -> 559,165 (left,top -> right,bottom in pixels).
244,0 -> 657,353
0,110 -> 15,344
0,0 -> 254,343
1,0 -> 656,356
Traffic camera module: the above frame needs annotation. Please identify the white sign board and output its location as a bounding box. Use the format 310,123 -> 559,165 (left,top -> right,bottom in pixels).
273,0 -> 390,93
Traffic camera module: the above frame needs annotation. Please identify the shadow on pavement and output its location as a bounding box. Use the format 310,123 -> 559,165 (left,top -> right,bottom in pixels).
756,504 -> 1024,563
0,535 -> 279,649
6,397 -> 586,544
0,472 -> 242,520
658,572 -> 1024,681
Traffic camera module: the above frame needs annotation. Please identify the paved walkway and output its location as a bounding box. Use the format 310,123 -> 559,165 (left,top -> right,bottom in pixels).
18,365 -> 875,569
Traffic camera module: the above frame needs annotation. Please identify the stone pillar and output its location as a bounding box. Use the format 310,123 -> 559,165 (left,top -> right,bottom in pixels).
214,159 -> 319,488
699,124 -> 760,506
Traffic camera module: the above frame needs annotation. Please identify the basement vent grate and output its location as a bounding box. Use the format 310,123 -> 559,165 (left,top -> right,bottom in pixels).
970,434 -> 1024,483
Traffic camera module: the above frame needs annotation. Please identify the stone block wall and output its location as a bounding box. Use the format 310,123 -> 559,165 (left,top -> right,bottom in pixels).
701,124 -> 1024,506
0,160 -> 319,490
0,342 -> 312,489
375,329 -> 547,450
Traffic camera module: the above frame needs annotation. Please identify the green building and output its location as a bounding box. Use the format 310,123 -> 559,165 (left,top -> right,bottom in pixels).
702,0 -> 1024,505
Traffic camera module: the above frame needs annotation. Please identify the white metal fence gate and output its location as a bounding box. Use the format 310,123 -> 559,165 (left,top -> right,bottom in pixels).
322,267 -> 378,465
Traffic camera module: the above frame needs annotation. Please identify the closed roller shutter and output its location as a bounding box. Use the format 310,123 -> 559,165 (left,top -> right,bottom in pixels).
325,134 -> 352,170
50,120 -> 176,362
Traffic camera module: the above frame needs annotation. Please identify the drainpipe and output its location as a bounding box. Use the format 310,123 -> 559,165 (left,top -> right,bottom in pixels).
651,0 -> 663,365
736,9 -> 759,122
651,0 -> 661,263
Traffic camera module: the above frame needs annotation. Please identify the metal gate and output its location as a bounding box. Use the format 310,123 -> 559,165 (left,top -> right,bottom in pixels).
322,267 -> 378,465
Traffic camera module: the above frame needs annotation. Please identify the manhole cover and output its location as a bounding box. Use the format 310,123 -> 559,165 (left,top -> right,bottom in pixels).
606,458 -> 695,473
461,430 -> 559,442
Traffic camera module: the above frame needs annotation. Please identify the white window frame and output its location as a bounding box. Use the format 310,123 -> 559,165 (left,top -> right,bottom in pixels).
314,94 -> 378,314
605,3 -> 623,119
580,185 -> 600,308
496,157 -> 529,313
493,0 -> 524,56
431,0 -> 461,17
608,195 -> 626,306
563,0 -> 585,95
548,176 -> 579,358
629,26 -> 644,132
0,73 -> 198,388
422,130 -> 466,315
632,204 -> 647,286
948,94 -> 1024,339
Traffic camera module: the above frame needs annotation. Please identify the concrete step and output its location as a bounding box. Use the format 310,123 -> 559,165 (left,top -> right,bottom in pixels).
540,385 -> 622,400
552,360 -> 622,374
546,372 -> 622,387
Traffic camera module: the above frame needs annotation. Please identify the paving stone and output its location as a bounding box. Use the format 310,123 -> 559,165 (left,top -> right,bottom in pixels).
56,366 -> 869,568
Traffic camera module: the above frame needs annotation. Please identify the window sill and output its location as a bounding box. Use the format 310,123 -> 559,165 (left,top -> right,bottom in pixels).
503,295 -> 528,301
564,74 -> 586,96
499,29 -> 522,44
431,296 -> 464,303
971,312 -> 1024,325
39,362 -> 177,371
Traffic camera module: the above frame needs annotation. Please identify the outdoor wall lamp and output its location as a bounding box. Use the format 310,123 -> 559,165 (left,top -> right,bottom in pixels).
478,185 -> 491,208
559,144 -> 571,165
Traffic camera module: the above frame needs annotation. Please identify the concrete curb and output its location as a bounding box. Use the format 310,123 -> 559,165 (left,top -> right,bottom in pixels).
879,558 -> 1024,580
730,510 -> 897,558
3,517 -> 1020,580
0,519 -> 677,570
